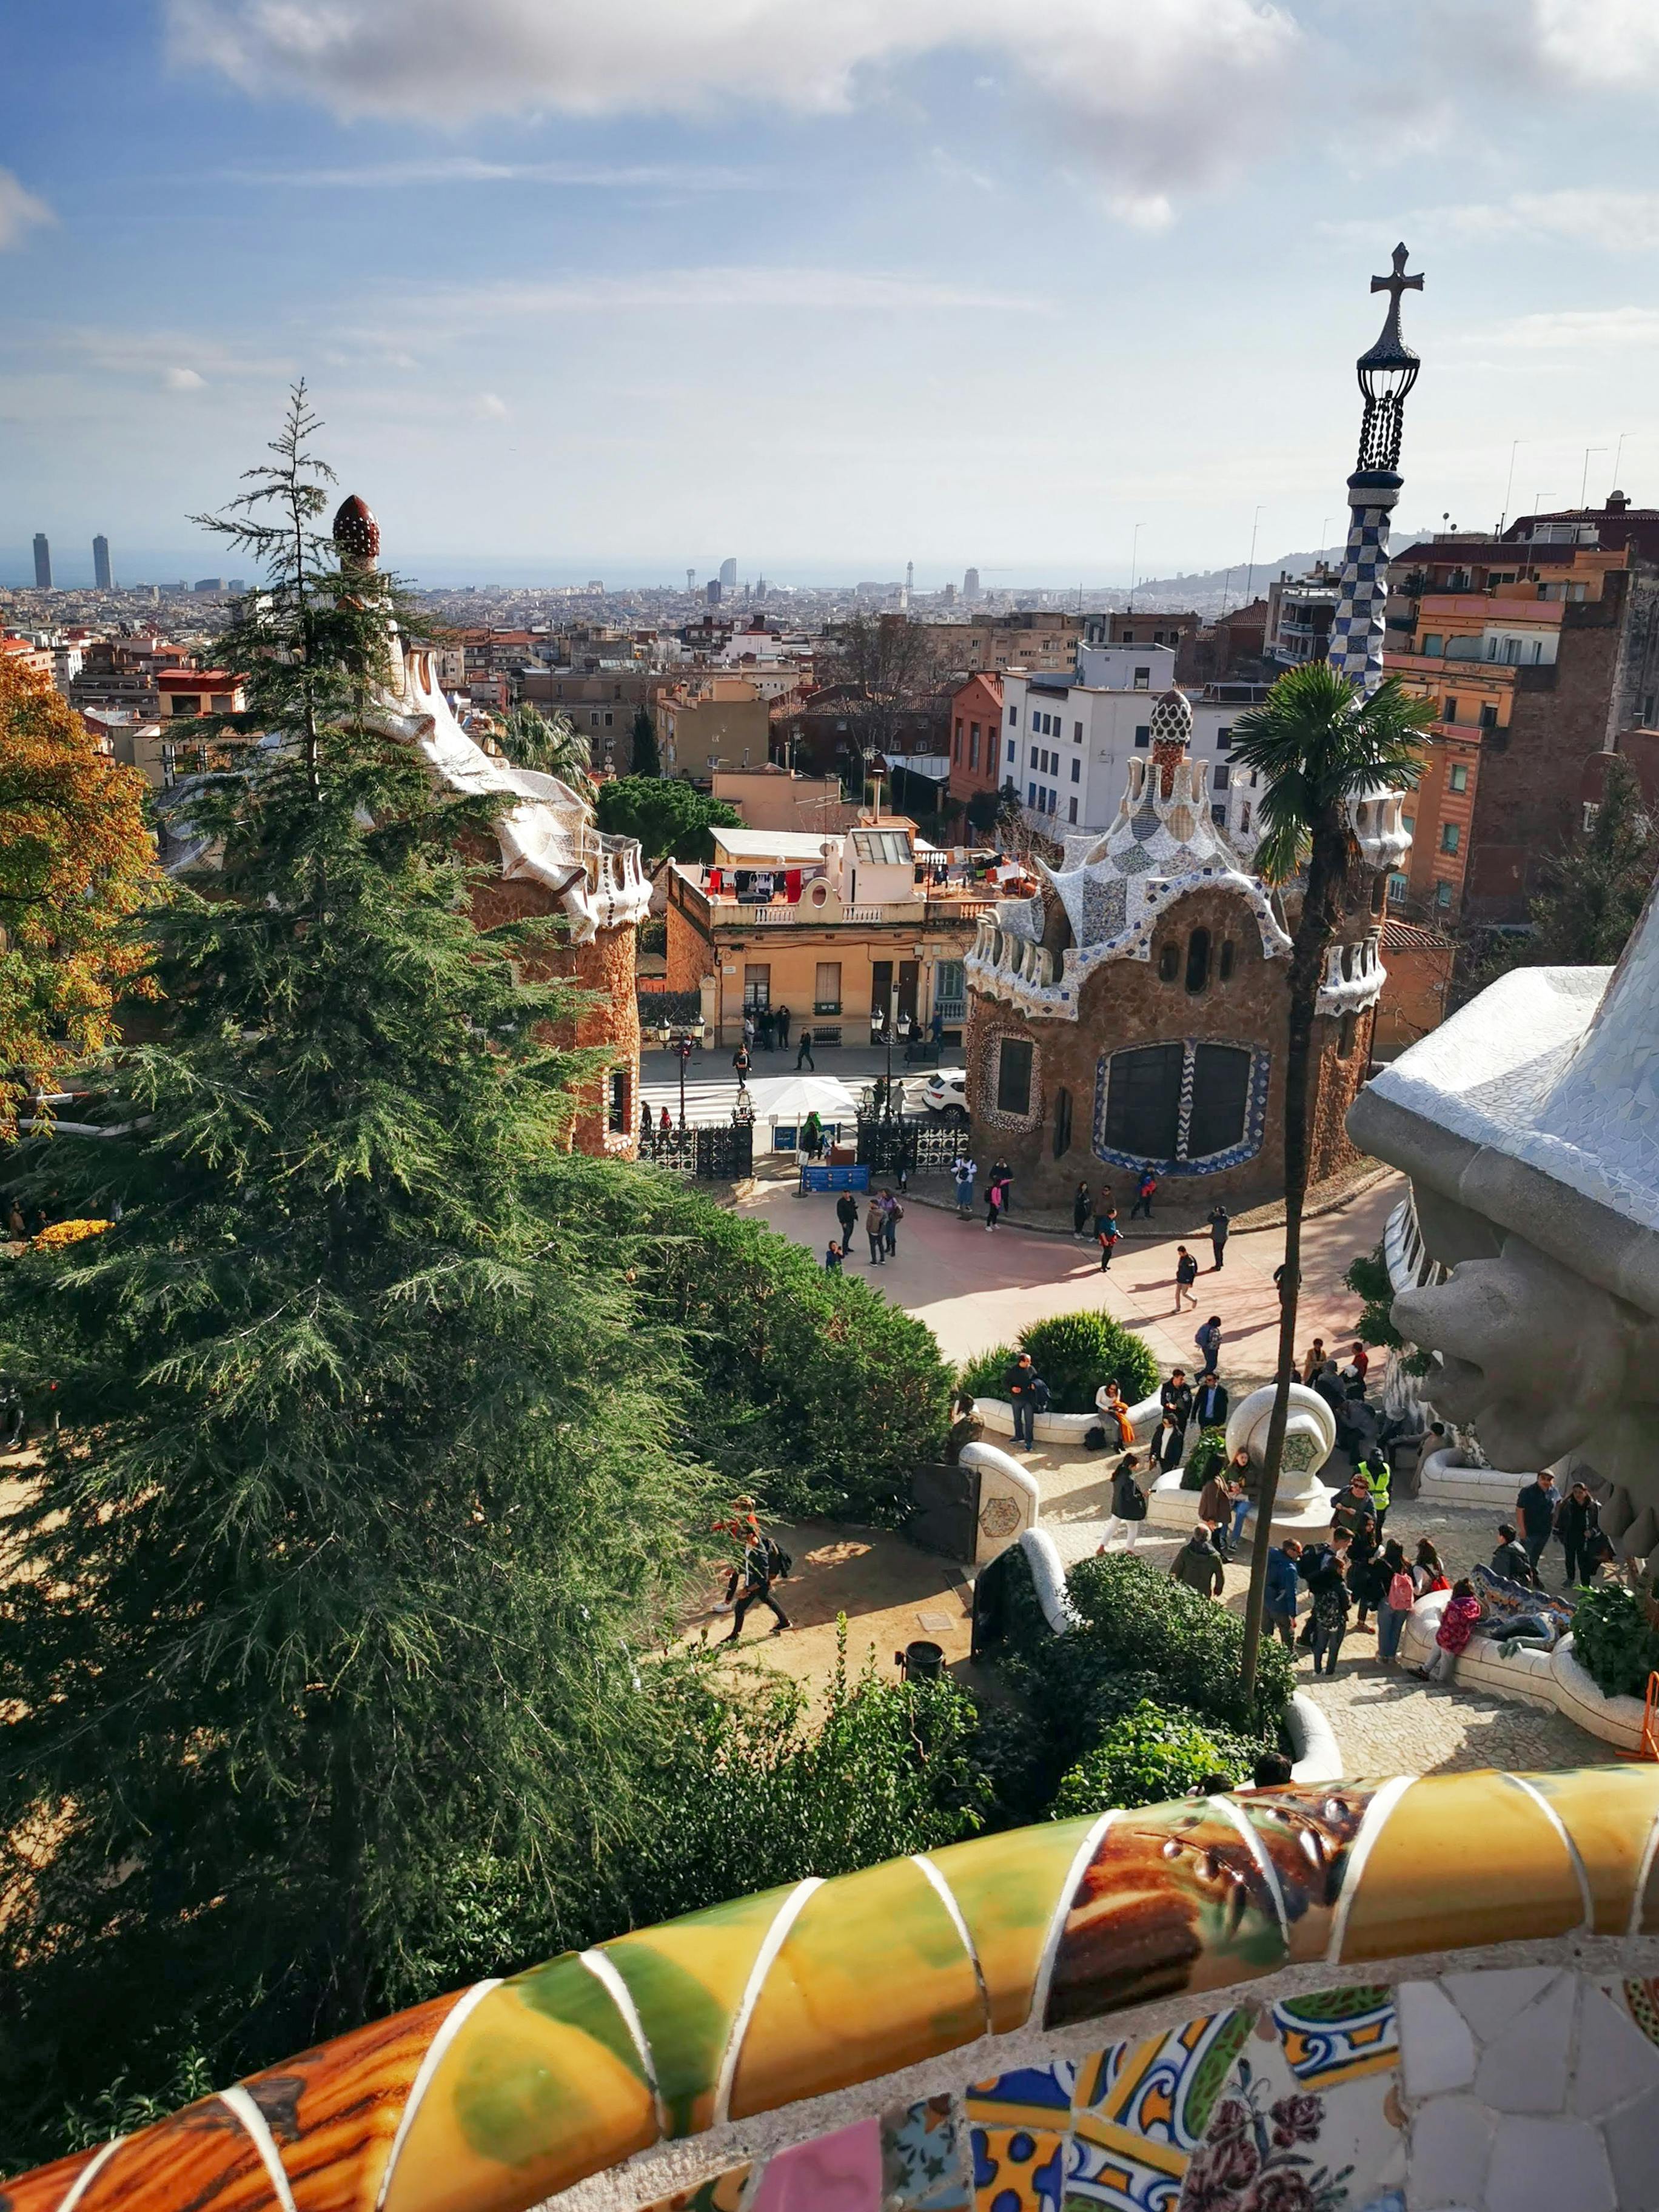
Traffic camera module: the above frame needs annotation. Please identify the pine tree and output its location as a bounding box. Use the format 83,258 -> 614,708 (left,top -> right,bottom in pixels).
631,703 -> 660,777
0,389 -> 716,2147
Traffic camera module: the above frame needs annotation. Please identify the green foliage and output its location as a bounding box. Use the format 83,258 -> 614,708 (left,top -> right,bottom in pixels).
613,1168 -> 954,1522
957,1341 -> 1017,1403
965,787 -> 1002,834
1016,1310 -> 1158,1412
498,701 -> 592,790
1050,1700 -> 1254,1818
1019,1553 -> 1293,1752
1181,1427 -> 1229,1492
1230,665 -> 1432,885
1568,1583 -> 1659,1700
631,703 -> 660,777
595,776 -> 741,862
0,394 -> 723,2167
59,2050 -> 218,2156
638,914 -> 668,956
1344,1244 -> 1401,1349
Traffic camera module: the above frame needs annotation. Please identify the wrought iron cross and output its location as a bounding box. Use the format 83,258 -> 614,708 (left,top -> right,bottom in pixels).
1369,243 -> 1423,347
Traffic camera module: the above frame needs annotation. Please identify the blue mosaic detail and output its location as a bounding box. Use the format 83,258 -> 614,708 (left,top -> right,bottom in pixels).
1327,501 -> 1392,696
1090,1044 -> 1271,1178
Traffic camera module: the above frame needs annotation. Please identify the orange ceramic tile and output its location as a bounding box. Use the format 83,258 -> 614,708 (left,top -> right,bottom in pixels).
0,2145 -> 104,2212
1526,1767 -> 1659,1937
726,1856 -> 984,2120
75,2097 -> 278,2212
1046,1801 -> 1288,2030
1231,1785 -> 1379,1963
600,1882 -> 803,2138
1338,1773 -> 1585,1965
381,1956 -> 657,2212
928,1818 -> 1098,2034
243,1987 -> 467,2212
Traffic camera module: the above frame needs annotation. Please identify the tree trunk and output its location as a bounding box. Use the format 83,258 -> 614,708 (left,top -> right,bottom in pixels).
1239,814 -> 1348,1703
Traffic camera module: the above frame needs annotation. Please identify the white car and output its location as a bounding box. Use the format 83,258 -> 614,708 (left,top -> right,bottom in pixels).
919,1071 -> 969,1123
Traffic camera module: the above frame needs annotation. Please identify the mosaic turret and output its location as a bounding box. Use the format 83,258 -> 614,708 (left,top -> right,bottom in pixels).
1327,244 -> 1424,696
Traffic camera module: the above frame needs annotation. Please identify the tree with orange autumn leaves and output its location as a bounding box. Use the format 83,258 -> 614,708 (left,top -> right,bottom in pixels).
0,655 -> 157,1132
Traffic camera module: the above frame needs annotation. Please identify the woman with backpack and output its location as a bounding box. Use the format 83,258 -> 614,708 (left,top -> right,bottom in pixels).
1101,1453 -> 1148,1552
1413,1537 -> 1450,1594
1376,1539 -> 1416,1663
880,1188 -> 903,1259
725,1533 -> 792,1642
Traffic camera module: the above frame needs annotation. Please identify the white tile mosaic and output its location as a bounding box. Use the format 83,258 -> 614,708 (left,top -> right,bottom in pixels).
1396,1980 -> 1475,2100
1483,2113 -> 1615,2212
1406,2093 -> 1491,2210
1472,1970 -> 1574,2113
1441,1966 -> 1558,2043
1571,1986 -> 1659,2121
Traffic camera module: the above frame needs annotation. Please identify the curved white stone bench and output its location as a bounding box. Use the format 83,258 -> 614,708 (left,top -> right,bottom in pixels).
1418,1447 -> 1533,1509
1397,1592 -> 1647,1751
972,1390 -> 1162,1447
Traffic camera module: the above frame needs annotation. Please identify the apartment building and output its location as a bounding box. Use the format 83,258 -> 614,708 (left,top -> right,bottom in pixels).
709,768 -> 844,834
655,677 -> 771,777
1265,566 -> 1341,666
665,818 -> 993,1047
1384,498 -> 1659,922
907,609 -> 1084,675
947,672 -> 1005,809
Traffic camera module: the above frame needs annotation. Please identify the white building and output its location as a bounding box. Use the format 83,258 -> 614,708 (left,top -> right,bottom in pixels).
1000,658 -> 1263,845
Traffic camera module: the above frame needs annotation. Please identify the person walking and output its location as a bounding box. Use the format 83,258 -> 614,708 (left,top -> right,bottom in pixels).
1152,1409 -> 1185,1476
725,1533 -> 791,1641
1095,1202 -> 1121,1272
1418,1578 -> 1482,1684
835,1188 -> 860,1253
1130,1165 -> 1158,1220
1515,1470 -> 1559,1577
659,1105 -> 672,1136
991,1159 -> 1011,1215
1160,1368 -> 1194,1430
1191,1373 -> 1229,1433
639,1098 -> 654,1149
775,1004 -> 791,1049
1102,1453 -> 1148,1550
1376,1540 -> 1415,1663
1173,1245 -> 1199,1313
1309,1541 -> 1351,1675
880,1188 -> 903,1259
1005,1352 -> 1043,1450
1170,1524 -> 1225,1598
1072,1181 -> 1093,1238
1555,1479 -> 1602,1587
985,1178 -> 1004,1232
732,1042 -> 752,1082
1264,1538 -> 1302,1647
953,1153 -> 977,1218
1206,1202 -> 1230,1271
1491,1520 -> 1538,1586
795,1027 -> 815,1070
864,1195 -> 887,1265
1194,1313 -> 1222,1373
1198,1467 -> 1235,1558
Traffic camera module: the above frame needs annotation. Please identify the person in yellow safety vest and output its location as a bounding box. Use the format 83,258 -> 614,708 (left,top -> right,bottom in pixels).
1360,1448 -> 1391,1536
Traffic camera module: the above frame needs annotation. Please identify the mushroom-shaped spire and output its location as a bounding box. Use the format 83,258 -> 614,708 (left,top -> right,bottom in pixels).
1148,687 -> 1193,796
332,493 -> 380,566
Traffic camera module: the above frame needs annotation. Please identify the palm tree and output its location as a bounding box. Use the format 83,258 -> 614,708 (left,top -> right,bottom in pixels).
498,702 -> 594,794
1228,661 -> 1432,1698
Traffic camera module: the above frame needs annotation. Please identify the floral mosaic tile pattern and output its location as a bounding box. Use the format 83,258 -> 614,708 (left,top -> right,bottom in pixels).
13,1771 -> 1659,2212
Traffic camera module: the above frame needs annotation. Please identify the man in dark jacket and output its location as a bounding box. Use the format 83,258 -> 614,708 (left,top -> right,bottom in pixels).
834,1189 -> 859,1252
1515,1470 -> 1559,1575
1264,1540 -> 1302,1646
1554,1480 -> 1603,1586
1191,1373 -> 1228,1432
725,1537 -> 791,1641
1160,1368 -> 1193,1432
1006,1352 -> 1044,1449
1491,1521 -> 1539,1587
1170,1524 -> 1225,1598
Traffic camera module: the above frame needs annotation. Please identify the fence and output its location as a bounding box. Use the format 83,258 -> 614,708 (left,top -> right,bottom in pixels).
638,1123 -> 754,1181
637,988 -> 702,1033
854,1113 -> 964,1178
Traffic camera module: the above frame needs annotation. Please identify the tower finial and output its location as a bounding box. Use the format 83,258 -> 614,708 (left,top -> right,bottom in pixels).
332,493 -> 380,568
1354,244 -> 1424,476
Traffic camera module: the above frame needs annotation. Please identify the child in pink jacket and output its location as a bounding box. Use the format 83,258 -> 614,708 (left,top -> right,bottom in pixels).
1419,1578 -> 1483,1683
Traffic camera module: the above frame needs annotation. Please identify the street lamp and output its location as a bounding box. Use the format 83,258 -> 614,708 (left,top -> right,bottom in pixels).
672,1031 -> 694,1132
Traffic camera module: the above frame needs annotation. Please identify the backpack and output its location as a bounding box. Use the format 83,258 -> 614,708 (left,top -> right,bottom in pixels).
1121,1480 -> 1148,1521
1387,1571 -> 1416,1611
764,1537 -> 793,1581
1083,1424 -> 1109,1452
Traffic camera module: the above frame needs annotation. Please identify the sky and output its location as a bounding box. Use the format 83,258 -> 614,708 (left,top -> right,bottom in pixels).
4,0 -> 1659,589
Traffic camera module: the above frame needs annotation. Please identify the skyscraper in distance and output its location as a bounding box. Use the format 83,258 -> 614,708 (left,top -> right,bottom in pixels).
719,556 -> 737,589
686,567 -> 696,593
33,533 -> 51,589
93,535 -> 112,590
964,566 -> 980,602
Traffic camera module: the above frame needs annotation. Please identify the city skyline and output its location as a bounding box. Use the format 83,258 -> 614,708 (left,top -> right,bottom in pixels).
4,2 -> 1659,580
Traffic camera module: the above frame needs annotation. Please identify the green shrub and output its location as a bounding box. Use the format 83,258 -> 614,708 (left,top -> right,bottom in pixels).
637,915 -> 667,955
1181,1427 -> 1229,1491
1014,1310 -> 1158,1413
1017,1552 -> 1293,1748
1050,1700 -> 1256,1817
957,1342 -> 1018,1402
1345,1244 -> 1432,1375
1569,1583 -> 1659,1700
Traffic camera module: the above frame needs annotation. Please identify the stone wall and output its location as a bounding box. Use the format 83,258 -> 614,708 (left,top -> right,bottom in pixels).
965,883 -> 1366,1208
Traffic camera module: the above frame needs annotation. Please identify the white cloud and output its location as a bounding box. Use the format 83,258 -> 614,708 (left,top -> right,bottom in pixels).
223,155 -> 761,190
1442,191 -> 1659,253
167,0 -> 1306,210
409,267 -> 1040,319
471,390 -> 509,420
163,366 -> 207,390
1104,192 -> 1175,233
1527,0 -> 1659,87
0,169 -> 53,250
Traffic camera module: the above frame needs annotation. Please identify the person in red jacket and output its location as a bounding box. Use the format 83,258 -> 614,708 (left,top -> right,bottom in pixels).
1419,1578 -> 1483,1684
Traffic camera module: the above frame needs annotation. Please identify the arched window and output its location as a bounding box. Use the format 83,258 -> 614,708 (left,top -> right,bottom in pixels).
1185,927 -> 1211,994
1218,939 -> 1236,983
1158,940 -> 1180,983
1052,1085 -> 1073,1158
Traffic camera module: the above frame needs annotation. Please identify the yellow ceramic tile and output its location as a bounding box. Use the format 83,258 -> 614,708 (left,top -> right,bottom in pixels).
928,1818 -> 1098,2034
970,2125 -> 1067,2211
726,1856 -> 985,2120
601,1882 -> 802,2138
1337,1773 -> 1585,1965
381,1956 -> 658,2212
1527,1767 -> 1659,1936
1046,1801 -> 1288,2030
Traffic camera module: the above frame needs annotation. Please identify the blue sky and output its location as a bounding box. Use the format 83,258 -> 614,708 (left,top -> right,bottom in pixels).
4,0 -> 1659,588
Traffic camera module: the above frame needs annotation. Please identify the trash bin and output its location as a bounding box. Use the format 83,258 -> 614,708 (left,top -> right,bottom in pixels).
897,1638 -> 945,1683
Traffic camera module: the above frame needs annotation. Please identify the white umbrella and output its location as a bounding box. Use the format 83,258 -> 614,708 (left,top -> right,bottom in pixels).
763,1075 -> 859,1124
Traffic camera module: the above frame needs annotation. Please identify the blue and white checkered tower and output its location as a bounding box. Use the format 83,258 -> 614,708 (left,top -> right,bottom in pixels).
1327,244 -> 1424,698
